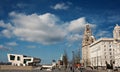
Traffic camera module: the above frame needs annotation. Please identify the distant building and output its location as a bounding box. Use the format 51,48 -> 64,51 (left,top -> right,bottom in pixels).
57,60 -> 63,66
82,24 -> 120,67
7,54 -> 41,66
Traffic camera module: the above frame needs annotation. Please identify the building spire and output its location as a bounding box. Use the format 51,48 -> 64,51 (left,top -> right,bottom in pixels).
113,24 -> 120,40
82,24 -> 95,47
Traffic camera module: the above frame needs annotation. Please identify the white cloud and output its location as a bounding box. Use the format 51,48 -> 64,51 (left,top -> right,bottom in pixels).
66,17 -> 96,42
1,29 -> 12,38
0,20 -> 13,38
6,42 -> 18,46
9,12 -> 66,45
1,12 -> 96,45
0,20 -> 13,30
67,17 -> 96,33
67,34 -> 82,42
51,3 -> 69,10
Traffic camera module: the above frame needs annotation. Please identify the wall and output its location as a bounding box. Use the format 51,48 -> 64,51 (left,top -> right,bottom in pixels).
0,65 -> 33,70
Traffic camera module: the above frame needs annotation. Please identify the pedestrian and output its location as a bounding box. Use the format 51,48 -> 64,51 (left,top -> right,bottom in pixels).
106,61 -> 112,72
70,66 -> 72,71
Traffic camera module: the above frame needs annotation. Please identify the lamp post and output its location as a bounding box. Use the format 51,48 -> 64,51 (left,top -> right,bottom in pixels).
72,51 -> 75,66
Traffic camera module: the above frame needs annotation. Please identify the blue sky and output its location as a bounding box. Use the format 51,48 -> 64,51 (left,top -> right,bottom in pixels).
0,0 -> 120,64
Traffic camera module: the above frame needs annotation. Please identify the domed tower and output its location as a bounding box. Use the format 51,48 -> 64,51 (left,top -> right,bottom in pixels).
113,24 -> 120,40
82,24 -> 95,67
82,25 -> 95,47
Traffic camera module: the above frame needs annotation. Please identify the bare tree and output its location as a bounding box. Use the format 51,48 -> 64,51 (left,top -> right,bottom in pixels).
63,50 -> 68,69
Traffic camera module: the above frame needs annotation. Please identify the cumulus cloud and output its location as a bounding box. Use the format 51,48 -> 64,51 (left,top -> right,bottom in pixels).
51,3 -> 69,10
9,12 -> 66,45
66,17 -> 96,42
0,12 -> 96,45
67,17 -> 96,33
0,20 -> 13,30
0,20 -> 13,38
67,34 -> 82,42
1,29 -> 12,38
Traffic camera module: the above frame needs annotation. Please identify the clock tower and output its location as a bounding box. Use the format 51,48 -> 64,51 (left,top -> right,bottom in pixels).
82,24 -> 95,66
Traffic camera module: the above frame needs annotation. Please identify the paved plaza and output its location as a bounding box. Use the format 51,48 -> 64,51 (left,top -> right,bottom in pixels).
0,68 -> 119,72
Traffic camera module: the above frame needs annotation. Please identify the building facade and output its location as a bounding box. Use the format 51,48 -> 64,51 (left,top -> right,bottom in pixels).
82,25 -> 95,66
113,24 -> 120,67
90,38 -> 115,67
82,24 -> 120,67
114,41 -> 120,67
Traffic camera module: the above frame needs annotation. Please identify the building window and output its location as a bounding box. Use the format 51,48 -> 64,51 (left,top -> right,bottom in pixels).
17,56 -> 20,61
109,49 -> 111,51
23,55 -> 27,57
105,56 -> 106,59
10,55 -> 15,60
110,56 -> 112,58
104,45 -> 106,47
109,45 -> 111,47
24,59 -> 31,64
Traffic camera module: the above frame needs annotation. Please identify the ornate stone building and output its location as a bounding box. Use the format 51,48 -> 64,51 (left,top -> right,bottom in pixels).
88,24 -> 120,67
113,24 -> 120,67
82,25 -> 95,66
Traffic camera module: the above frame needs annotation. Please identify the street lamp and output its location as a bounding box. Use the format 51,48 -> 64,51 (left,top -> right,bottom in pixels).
72,51 -> 75,66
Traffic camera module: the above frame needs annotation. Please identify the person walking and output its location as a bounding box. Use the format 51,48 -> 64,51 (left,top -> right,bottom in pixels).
106,61 -> 112,72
